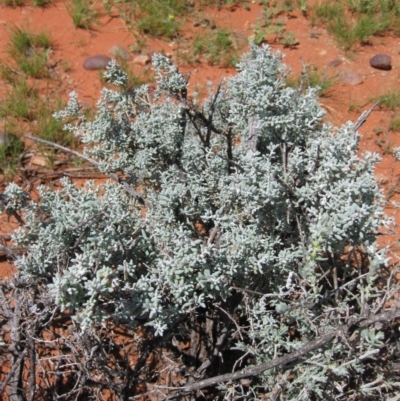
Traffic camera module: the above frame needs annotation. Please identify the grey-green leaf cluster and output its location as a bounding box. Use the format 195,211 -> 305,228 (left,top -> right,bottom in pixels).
4,45 -> 398,399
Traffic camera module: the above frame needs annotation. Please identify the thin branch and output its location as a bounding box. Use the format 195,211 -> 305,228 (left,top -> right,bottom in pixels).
25,135 -> 152,209
247,116 -> 259,154
28,335 -> 36,401
167,308 -> 400,397
207,227 -> 220,247
0,349 -> 27,395
270,369 -> 291,401
226,129 -> 234,174
195,326 -> 228,375
353,101 -> 379,132
26,135 -> 96,165
214,303 -> 243,341
206,82 -> 222,148
216,154 -> 245,173
0,244 -> 17,259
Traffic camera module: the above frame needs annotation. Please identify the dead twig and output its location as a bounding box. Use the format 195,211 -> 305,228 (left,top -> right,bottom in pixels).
353,100 -> 379,132
270,369 -> 292,401
25,135 -> 152,209
0,348 -> 28,396
166,308 -> 400,398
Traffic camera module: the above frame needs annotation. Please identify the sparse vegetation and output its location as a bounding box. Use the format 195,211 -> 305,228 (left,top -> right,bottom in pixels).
279,31 -> 299,47
0,132 -> 24,180
2,0 -> 24,7
0,79 -> 74,178
374,90 -> 400,110
35,102 -> 75,147
390,115 -> 400,131
32,0 -> 52,7
7,27 -> 52,78
348,100 -> 363,112
250,1 -> 298,46
0,79 -> 41,122
313,0 -> 400,49
1,1 -> 400,399
67,0 -> 98,29
192,28 -> 238,67
296,0 -> 308,14
286,63 -> 335,97
123,0 -> 188,39
98,57 -> 154,88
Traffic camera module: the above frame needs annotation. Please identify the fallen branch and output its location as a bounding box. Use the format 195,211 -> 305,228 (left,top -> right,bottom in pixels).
0,348 -> 27,395
166,308 -> 400,397
25,135 -> 152,209
353,100 -> 379,132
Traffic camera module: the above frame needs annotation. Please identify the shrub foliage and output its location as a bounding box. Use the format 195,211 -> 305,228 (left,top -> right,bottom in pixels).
1,46 -> 400,400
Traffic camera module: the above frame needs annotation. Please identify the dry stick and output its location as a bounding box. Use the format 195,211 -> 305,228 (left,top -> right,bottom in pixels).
6,288 -> 25,401
165,308 -> 400,398
214,303 -> 243,341
195,326 -> 229,376
270,369 -> 292,401
384,120 -> 391,155
0,349 -> 28,395
25,135 -> 152,209
247,115 -> 259,153
0,244 -> 17,259
388,150 -> 396,200
28,335 -> 36,401
352,100 -> 379,132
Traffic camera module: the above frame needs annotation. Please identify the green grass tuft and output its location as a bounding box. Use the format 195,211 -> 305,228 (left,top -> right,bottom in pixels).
0,133 -> 25,181
67,0 -> 98,29
136,12 -> 181,38
122,0 -> 188,39
374,91 -> 400,111
0,80 -> 40,121
7,27 -> 52,78
192,28 -> 238,67
390,116 -> 400,132
33,0 -> 52,7
2,0 -> 24,7
35,103 -> 75,147
313,0 -> 400,49
286,64 -> 335,97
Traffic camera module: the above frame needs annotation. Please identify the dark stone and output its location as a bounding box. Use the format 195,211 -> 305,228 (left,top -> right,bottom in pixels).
369,54 -> 392,71
83,55 -> 112,70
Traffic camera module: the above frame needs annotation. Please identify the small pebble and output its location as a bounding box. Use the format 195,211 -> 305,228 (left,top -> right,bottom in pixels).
83,55 -> 112,70
132,54 -> 151,66
109,45 -> 131,60
338,71 -> 364,85
369,54 -> 392,71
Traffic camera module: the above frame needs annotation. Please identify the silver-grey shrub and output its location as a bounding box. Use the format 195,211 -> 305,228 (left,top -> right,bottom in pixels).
2,46 -> 399,400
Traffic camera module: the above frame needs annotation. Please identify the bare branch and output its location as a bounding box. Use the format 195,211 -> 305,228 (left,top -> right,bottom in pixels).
353,101 -> 379,132
167,308 -> 400,397
247,115 -> 259,153
25,134 -> 152,209
0,349 -> 27,397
